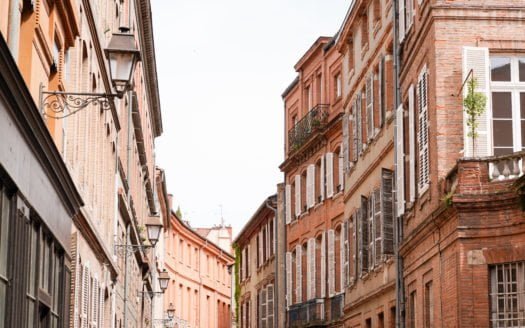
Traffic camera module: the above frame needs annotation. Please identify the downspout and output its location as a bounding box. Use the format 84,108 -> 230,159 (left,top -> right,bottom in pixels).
112,98 -> 120,328
265,198 -> 278,328
392,0 -> 405,327
7,0 -> 21,60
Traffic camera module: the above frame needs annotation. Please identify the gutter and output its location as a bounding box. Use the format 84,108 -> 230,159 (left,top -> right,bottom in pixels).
265,198 -> 278,328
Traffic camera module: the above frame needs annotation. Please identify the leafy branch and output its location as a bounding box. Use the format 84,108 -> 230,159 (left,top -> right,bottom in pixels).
463,77 -> 487,156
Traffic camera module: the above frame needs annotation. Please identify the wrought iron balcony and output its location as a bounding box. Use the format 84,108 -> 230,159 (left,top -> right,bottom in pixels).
288,104 -> 329,152
328,293 -> 344,322
288,298 -> 325,327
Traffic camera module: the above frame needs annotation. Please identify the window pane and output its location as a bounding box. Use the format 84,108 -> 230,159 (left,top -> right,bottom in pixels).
492,92 -> 512,118
0,192 -> 10,277
493,121 -> 513,148
491,57 -> 511,82
521,93 -> 525,118
519,58 -> 525,82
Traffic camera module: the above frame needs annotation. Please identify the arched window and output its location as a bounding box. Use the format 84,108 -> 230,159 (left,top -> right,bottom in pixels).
335,225 -> 342,292
315,234 -> 323,298
301,171 -> 307,213
315,158 -> 323,203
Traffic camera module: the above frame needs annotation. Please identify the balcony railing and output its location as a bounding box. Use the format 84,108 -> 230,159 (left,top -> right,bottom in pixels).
288,104 -> 329,152
328,293 -> 344,322
288,298 -> 325,327
487,152 -> 525,181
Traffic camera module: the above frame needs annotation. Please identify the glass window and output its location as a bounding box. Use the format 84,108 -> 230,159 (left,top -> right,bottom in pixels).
490,262 -> 525,328
519,58 -> 525,82
0,188 -> 10,328
491,57 -> 511,82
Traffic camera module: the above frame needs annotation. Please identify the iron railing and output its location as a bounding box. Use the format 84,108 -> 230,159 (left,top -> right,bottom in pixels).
329,293 -> 344,322
288,104 -> 329,152
288,298 -> 325,327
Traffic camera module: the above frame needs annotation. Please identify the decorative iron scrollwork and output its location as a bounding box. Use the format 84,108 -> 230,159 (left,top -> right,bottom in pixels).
40,87 -> 119,119
114,244 -> 153,258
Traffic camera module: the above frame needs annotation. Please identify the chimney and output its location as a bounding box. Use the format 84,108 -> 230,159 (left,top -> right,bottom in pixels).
168,194 -> 173,211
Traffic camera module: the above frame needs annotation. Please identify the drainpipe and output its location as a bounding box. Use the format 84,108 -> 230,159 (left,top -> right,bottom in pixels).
265,197 -> 278,328
7,0 -> 21,60
392,0 -> 405,327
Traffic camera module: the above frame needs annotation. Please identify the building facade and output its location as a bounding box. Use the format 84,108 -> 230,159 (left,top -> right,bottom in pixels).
235,194 -> 279,328
196,223 -> 234,254
334,0 -> 398,327
0,0 -> 165,327
281,36 -> 346,327
164,210 -> 234,328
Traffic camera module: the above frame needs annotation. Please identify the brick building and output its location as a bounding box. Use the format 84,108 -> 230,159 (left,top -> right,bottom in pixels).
0,0 -> 166,327
164,209 -> 234,328
281,36 -> 346,327
235,194 -> 279,328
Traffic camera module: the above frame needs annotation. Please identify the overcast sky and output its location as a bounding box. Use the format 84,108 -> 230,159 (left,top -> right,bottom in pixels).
152,0 -> 349,238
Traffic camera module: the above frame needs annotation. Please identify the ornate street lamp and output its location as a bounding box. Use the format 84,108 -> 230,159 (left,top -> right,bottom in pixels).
167,303 -> 175,319
158,269 -> 170,292
146,217 -> 163,247
40,32 -> 140,119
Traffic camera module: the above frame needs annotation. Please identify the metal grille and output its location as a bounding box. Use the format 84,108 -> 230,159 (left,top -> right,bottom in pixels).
490,262 -> 525,327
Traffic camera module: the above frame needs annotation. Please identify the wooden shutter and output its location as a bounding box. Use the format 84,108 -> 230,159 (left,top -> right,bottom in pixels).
408,84 -> 416,203
351,103 -> 358,161
296,245 -> 302,302
356,93 -> 363,154
343,221 -> 349,290
379,56 -> 385,127
320,231 -> 326,298
359,196 -> 369,276
368,196 -> 375,271
307,238 -> 316,299
286,252 -> 292,307
81,265 -> 89,328
417,67 -> 430,193
351,213 -> 358,283
326,153 -> 334,197
396,104 -> 405,216
247,244 -> 251,277
99,287 -> 105,328
320,155 -> 325,201
259,231 -> 264,267
374,189 -> 382,265
381,169 -> 395,256
295,175 -> 301,216
327,229 -> 335,296
399,0 -> 406,43
366,73 -> 374,140
342,112 -> 350,171
285,184 -> 292,224
462,47 -> 490,157
267,284 -> 274,327
339,147 -> 344,191
242,302 -> 246,328
261,288 -> 267,327
307,164 -> 315,209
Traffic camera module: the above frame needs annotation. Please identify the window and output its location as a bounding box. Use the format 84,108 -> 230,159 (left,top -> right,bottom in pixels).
0,186 -> 10,328
361,12 -> 369,50
424,281 -> 433,328
408,290 -> 417,328
490,261 -> 525,327
373,0 -> 381,25
347,35 -> 355,73
335,73 -> 342,99
490,57 -> 525,156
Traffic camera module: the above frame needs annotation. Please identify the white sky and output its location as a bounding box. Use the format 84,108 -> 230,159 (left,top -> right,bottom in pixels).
152,0 -> 349,238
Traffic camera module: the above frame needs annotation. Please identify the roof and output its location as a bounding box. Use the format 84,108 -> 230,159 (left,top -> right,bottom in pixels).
233,194 -> 277,245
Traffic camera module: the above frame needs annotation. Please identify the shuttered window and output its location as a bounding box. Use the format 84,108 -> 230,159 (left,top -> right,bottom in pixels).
267,285 -> 274,327
286,252 -> 292,307
261,288 -> 267,328
373,189 -> 382,265
351,103 -> 358,162
368,195 -> 375,271
285,184 -> 292,224
396,104 -> 405,216
326,153 -> 334,198
381,169 -> 395,256
320,156 -> 325,201
399,0 -> 405,43
339,146 -> 344,192
418,67 -> 430,194
342,221 -> 350,289
307,164 -> 316,209
327,229 -> 335,296
308,238 -> 316,299
379,56 -> 386,127
359,196 -> 369,276
295,175 -> 301,217
356,94 -> 363,155
320,232 -> 326,298
81,265 -> 89,328
350,212 -> 358,284
408,84 -> 416,202
296,245 -> 302,302
366,74 -> 375,140
343,113 -> 350,171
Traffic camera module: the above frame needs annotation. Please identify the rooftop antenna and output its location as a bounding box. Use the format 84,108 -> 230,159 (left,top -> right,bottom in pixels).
219,204 -> 224,227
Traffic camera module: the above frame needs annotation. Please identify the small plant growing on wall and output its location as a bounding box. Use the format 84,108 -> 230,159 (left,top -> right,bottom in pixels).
463,77 -> 487,156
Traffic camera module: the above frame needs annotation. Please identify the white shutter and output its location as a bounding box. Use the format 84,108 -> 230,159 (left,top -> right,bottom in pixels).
462,47 -> 490,157
339,148 -> 344,192
327,229 -> 335,296
295,175 -> 301,216
309,238 -> 316,299
247,244 -> 251,277
399,0 -> 405,43
326,153 -> 334,197
343,221 -> 349,290
342,112 -> 350,171
99,287 -> 105,328
296,245 -> 302,302
285,184 -> 292,224
258,231 -> 263,267
286,252 -> 292,307
81,265 -> 89,328
418,67 -> 430,193
320,231 -> 326,298
261,288 -> 267,327
408,84 -> 416,203
366,73 -> 374,140
241,248 -> 245,280
320,156 -> 325,201
396,104 -> 405,216
306,240 -> 312,300
267,284 -> 274,327
307,164 -> 315,208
